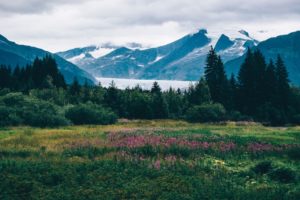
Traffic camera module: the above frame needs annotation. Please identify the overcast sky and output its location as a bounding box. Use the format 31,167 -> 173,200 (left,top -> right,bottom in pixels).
0,0 -> 300,52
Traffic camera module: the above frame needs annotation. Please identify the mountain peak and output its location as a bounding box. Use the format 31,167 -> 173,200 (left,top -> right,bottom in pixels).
0,34 -> 9,43
215,34 -> 234,52
239,30 -> 250,38
190,29 -> 208,37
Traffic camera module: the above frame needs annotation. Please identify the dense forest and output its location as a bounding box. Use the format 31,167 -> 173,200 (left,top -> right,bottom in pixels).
0,48 -> 300,127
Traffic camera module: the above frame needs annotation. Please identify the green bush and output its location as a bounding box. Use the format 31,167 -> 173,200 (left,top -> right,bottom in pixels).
257,103 -> 287,126
186,103 -> 226,123
23,101 -> 70,127
65,103 -> 117,125
226,111 -> 252,121
0,106 -> 22,126
287,148 -> 300,160
0,93 -> 69,127
291,114 -> 300,125
269,167 -> 297,183
252,161 -> 273,174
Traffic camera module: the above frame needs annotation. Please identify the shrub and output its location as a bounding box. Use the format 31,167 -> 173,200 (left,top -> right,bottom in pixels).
269,167 -> 297,183
0,93 -> 69,127
226,111 -> 252,122
23,101 -> 70,127
257,103 -> 287,126
186,103 -> 226,123
65,103 -> 117,125
287,148 -> 300,160
252,161 -> 273,174
291,114 -> 300,125
0,106 -> 22,126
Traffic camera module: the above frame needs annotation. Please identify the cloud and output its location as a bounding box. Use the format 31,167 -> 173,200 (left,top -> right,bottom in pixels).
0,0 -> 84,14
0,0 -> 299,52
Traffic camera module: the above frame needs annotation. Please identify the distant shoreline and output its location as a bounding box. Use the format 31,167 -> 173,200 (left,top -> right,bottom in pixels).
95,77 -> 196,90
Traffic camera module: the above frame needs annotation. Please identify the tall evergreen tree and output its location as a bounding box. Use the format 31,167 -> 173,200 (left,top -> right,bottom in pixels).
228,74 -> 237,110
151,82 -> 161,94
265,60 -> 277,104
165,88 -> 185,118
276,55 -> 290,110
187,78 -> 211,106
82,79 -> 92,102
253,50 -> 268,104
0,65 -> 12,89
104,81 -> 122,115
238,49 -> 267,115
204,47 -> 229,107
69,77 -> 81,96
150,82 -> 169,119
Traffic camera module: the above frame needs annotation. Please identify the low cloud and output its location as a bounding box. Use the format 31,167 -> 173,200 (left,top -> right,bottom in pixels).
0,0 -> 299,52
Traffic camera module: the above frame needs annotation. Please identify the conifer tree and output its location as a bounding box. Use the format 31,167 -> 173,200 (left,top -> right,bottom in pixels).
238,49 -> 267,115
187,78 -> 211,106
69,77 -> 80,96
265,60 -> 277,104
276,55 -> 290,110
0,65 -> 12,88
253,50 -> 268,104
228,74 -> 237,110
165,88 -> 185,118
204,47 -> 229,107
151,82 -> 161,94
150,82 -> 169,119
13,65 -> 21,90
104,81 -> 122,115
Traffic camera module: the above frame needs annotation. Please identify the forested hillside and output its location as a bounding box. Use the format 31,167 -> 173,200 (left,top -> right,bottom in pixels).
1,49 -> 300,127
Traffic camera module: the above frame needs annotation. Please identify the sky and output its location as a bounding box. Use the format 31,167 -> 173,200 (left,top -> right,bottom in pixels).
0,0 -> 300,52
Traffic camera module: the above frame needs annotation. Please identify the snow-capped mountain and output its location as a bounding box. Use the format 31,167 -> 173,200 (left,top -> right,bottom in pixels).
57,29 -> 258,81
225,31 -> 300,85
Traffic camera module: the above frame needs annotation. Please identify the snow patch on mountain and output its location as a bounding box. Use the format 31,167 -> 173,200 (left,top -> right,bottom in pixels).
89,47 -> 115,58
58,29 -> 259,81
68,53 -> 86,63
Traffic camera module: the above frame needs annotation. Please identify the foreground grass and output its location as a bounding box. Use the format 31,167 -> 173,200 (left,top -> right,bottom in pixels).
0,120 -> 299,199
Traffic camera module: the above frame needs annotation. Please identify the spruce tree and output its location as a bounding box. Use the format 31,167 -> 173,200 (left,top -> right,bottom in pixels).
276,55 -> 290,110
187,78 -> 211,106
253,50 -> 268,104
265,60 -> 277,104
82,80 -> 91,103
204,47 -> 228,107
0,65 -> 12,89
228,74 -> 237,110
165,88 -> 186,118
104,81 -> 122,115
151,82 -> 161,94
238,49 -> 267,115
13,66 -> 21,90
69,77 -> 80,96
150,82 -> 169,119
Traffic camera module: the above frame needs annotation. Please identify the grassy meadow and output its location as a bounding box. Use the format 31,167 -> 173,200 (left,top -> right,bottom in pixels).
0,120 -> 300,199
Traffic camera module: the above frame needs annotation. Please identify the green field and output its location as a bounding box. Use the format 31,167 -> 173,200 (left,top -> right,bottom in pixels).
1,120 -> 300,199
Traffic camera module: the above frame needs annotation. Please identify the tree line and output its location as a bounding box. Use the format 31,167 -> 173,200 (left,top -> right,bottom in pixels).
0,51 -> 300,127
0,55 -> 66,90
204,47 -> 298,125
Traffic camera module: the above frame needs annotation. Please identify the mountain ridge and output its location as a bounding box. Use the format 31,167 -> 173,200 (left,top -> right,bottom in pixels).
58,29 -> 256,81
0,34 -> 96,84
225,31 -> 300,85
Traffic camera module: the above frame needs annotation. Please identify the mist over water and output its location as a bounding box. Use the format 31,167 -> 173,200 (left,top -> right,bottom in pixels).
96,77 -> 196,91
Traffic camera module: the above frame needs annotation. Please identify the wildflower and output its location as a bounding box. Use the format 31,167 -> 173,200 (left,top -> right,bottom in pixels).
165,155 -> 177,165
154,160 -> 161,170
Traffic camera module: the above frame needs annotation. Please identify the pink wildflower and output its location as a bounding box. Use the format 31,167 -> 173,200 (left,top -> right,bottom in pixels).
154,160 -> 161,170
